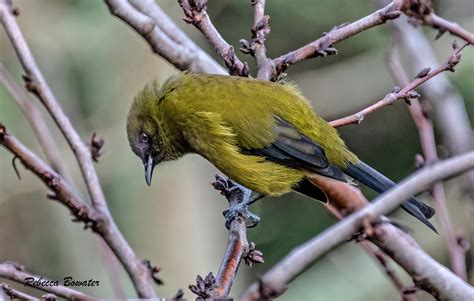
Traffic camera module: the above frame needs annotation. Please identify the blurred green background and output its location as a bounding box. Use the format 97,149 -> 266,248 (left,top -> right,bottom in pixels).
1,0 -> 473,300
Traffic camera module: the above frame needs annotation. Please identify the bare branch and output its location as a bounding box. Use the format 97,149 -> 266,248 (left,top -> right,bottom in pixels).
0,125 -> 101,225
250,0 -> 273,80
359,242 -> 418,301
428,14 -> 474,44
212,216 -> 248,297
1,62 -> 126,295
401,0 -> 474,44
0,262 -> 95,300
0,1 -> 157,296
0,124 -> 159,298
0,0 -> 104,220
105,0 -> 226,74
386,41 -> 467,280
242,151 -> 474,300
3,0 -> 471,299
325,204 -> 414,300
178,0 -> 249,76
1,282 -> 41,300
0,63 -> 67,178
201,175 -> 263,298
329,42 -> 467,127
272,1 -> 403,76
391,17 -> 474,197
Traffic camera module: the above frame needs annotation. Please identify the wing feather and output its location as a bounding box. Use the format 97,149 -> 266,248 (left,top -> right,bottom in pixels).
244,117 -> 346,182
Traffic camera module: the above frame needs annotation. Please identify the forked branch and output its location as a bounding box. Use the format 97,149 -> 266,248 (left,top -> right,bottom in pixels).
0,0 -> 157,297
178,0 -> 249,76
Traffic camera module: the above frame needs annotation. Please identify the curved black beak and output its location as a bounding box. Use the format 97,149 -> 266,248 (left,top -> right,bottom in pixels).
144,154 -> 154,186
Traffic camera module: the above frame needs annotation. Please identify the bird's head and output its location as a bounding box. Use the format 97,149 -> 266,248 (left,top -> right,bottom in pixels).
126,79 -> 179,186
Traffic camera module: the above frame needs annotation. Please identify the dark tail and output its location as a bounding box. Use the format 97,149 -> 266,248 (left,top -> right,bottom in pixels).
344,161 -> 437,233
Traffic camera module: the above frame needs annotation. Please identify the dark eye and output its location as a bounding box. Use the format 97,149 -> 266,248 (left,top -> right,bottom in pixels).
139,132 -> 149,144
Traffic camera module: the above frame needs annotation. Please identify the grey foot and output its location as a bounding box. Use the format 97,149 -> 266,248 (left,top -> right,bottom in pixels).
212,175 -> 261,229
223,202 -> 261,229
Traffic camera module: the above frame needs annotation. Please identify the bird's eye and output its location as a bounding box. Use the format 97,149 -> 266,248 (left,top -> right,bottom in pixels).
139,132 -> 149,144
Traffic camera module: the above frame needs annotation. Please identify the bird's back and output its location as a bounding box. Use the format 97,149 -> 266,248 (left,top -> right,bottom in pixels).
165,73 -> 357,167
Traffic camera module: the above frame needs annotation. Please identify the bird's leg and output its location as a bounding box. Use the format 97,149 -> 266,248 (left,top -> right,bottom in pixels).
211,175 -> 261,229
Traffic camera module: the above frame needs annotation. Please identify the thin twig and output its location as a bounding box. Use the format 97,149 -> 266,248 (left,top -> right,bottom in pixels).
325,204 -> 415,300
391,15 -> 474,199
0,125 -> 164,298
0,262 -> 95,300
250,0 -> 273,80
401,0 -> 474,44
0,63 -> 67,177
272,1 -> 403,77
0,0 -> 103,209
428,14 -> 474,44
0,1 -> 157,297
1,282 -> 40,300
105,0 -> 226,74
0,63 -> 124,294
178,0 -> 249,76
329,42 -> 468,127
386,41 -> 467,280
359,242 -> 418,301
241,151 -> 474,300
0,125 -> 101,225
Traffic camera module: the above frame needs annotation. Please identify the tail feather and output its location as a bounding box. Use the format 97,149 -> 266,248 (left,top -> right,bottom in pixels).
345,161 -> 437,233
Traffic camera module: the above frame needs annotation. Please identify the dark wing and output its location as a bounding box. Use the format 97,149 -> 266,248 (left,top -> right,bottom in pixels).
244,117 -> 346,184
243,118 -> 437,232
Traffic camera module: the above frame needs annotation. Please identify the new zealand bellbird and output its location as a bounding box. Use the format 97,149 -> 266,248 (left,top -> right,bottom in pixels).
126,73 -> 436,231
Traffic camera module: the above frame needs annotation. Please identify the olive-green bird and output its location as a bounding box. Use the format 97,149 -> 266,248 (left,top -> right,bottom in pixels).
126,73 -> 436,231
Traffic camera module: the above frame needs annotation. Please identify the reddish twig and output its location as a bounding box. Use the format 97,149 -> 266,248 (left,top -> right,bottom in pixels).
0,262 -> 95,300
212,216 -> 247,298
386,42 -> 467,280
0,1 -> 157,297
329,42 -> 468,127
194,175 -> 263,299
241,151 -> 474,301
178,0 -> 249,76
184,170 -> 265,299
